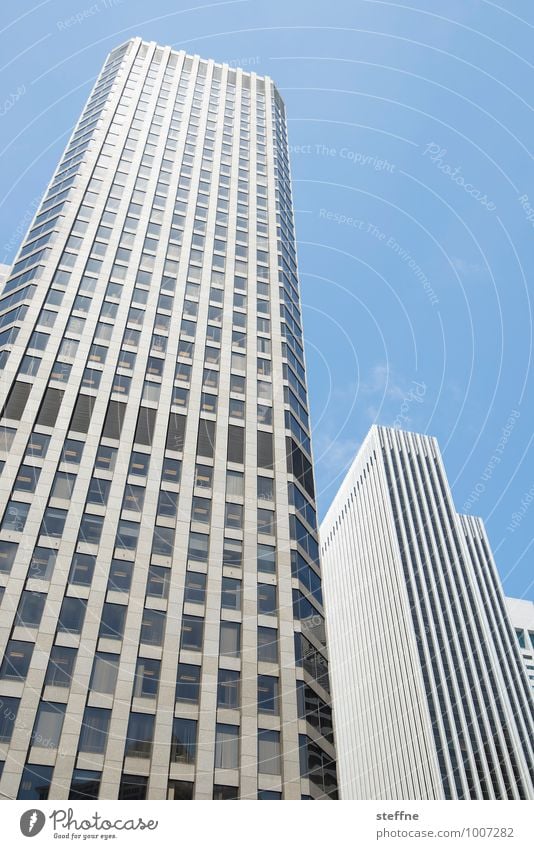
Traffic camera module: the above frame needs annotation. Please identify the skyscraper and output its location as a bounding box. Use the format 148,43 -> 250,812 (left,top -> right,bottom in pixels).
0,38 -> 336,800
320,425 -> 534,800
505,597 -> 534,691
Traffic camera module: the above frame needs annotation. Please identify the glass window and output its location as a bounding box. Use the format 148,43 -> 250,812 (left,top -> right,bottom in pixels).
39,506 -> 67,538
2,500 -> 30,532
68,552 -> 95,586
0,540 -> 18,574
78,514 -> 104,545
157,489 -> 178,518
19,355 -> 41,377
50,361 -> 71,383
230,374 -> 245,394
31,701 -> 66,749
58,597 -> 86,634
258,729 -> 281,774
81,367 -> 102,390
86,476 -> 110,505
16,591 -> 46,628
258,675 -> 279,715
258,627 -> 278,663
258,544 -> 276,574
28,331 -> 50,351
59,338 -> 79,358
146,564 -> 170,599
184,571 -> 206,605
221,577 -> 241,611
195,464 -> 213,489
133,658 -> 160,699
220,622 -> 241,657
27,546 -> 56,581
215,724 -> 239,769
13,464 -> 41,492
258,583 -> 277,616
187,532 -> 209,563
229,398 -> 244,419
115,519 -> 139,551
191,496 -> 211,524
107,559 -> 133,593
69,769 -> 101,801
176,663 -> 201,703
94,445 -> 117,471
258,476 -> 274,501
213,785 -> 239,800
99,603 -> 126,641
226,470 -> 244,498
45,646 -> 77,688
258,790 -> 281,800
171,718 -> 197,764
78,707 -> 110,754
258,508 -> 275,535
50,471 -> 76,500
112,373 -> 131,396
129,451 -> 150,477
217,669 -> 240,709
0,426 -> 16,452
125,712 -> 154,759
61,438 -> 84,465
161,457 -> 181,483
118,774 -> 147,800
223,538 -> 242,568
140,608 -> 166,646
225,502 -> 243,529
90,652 -> 119,695
180,615 -> 204,651
168,779 -> 194,800
26,431 -> 51,459
0,640 -> 34,680
515,628 -> 526,649
152,525 -> 175,557
17,764 -> 52,800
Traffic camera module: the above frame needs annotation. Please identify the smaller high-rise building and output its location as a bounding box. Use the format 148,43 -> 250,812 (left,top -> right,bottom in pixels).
320,425 -> 534,800
506,597 -> 534,691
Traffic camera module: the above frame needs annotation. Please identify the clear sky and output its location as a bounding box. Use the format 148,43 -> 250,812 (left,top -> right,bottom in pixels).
1,0 -> 533,600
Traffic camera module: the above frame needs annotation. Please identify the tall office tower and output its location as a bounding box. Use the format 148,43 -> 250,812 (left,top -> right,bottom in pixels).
321,425 -> 534,800
505,597 -> 534,691
0,37 -> 336,800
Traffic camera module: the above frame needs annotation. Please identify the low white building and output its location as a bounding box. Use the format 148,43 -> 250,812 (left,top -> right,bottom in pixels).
506,596 -> 534,690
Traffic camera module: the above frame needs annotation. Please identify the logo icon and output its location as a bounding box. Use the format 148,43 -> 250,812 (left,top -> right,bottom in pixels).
20,810 -> 46,838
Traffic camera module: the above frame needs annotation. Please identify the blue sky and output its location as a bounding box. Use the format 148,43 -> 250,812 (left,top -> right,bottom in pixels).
1,0 -> 533,599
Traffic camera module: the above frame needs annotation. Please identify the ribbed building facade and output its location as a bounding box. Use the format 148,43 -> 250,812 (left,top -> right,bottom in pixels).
505,596 -> 534,691
0,38 -> 336,800
320,425 -> 534,800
